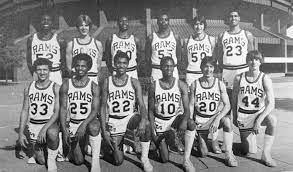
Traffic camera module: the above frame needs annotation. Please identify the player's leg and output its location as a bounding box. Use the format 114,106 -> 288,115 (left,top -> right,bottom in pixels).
220,116 -> 238,167
69,122 -> 86,165
46,123 -> 59,172
169,114 -> 185,154
28,123 -> 45,165
182,118 -> 196,172
111,135 -> 125,166
239,130 -> 257,155
261,114 -> 277,167
86,119 -> 101,172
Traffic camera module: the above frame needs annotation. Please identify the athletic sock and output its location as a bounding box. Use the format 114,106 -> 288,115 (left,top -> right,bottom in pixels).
47,148 -> 58,172
247,132 -> 257,154
184,130 -> 196,161
89,133 -> 102,172
210,129 -> 219,141
223,131 -> 233,153
263,134 -> 274,153
140,141 -> 150,160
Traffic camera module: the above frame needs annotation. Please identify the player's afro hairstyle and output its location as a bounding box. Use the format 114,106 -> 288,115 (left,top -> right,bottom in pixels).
33,58 -> 52,71
72,53 -> 93,70
246,50 -> 264,63
200,56 -> 217,70
192,15 -> 207,30
160,56 -> 175,66
114,50 -> 130,64
76,14 -> 93,29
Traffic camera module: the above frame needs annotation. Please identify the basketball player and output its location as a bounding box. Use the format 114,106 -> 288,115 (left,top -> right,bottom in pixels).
183,56 -> 238,171
148,56 -> 189,163
59,54 -> 102,172
145,13 -> 182,81
66,14 -> 103,84
26,14 -> 66,85
105,15 -> 142,79
232,50 -> 277,167
100,51 -> 153,172
17,58 -> 60,172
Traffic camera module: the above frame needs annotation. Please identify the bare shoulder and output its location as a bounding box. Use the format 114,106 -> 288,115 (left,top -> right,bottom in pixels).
131,77 -> 140,87
245,30 -> 254,38
263,73 -> 272,85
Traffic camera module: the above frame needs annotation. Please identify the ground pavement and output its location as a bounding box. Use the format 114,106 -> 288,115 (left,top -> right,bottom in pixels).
0,74 -> 293,172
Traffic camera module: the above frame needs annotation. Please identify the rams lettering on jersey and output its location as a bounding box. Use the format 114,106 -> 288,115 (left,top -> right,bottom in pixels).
108,90 -> 135,102
68,91 -> 92,103
29,92 -> 54,105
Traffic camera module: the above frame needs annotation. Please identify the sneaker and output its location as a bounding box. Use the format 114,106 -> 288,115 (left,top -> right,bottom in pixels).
141,158 -> 153,172
27,156 -> 36,164
261,152 -> 277,167
56,153 -> 69,162
123,144 -> 135,155
183,159 -> 196,172
225,152 -> 238,167
211,140 -> 221,154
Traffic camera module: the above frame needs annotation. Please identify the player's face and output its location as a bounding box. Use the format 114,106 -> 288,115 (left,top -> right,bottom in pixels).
247,58 -> 261,71
193,21 -> 205,35
75,60 -> 89,77
228,12 -> 240,27
201,63 -> 214,77
78,22 -> 90,36
161,59 -> 175,78
115,57 -> 129,75
36,65 -> 50,81
40,15 -> 53,31
158,14 -> 169,30
118,16 -> 129,31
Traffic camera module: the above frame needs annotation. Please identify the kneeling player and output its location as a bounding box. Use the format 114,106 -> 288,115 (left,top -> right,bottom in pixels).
183,57 -> 238,172
17,58 -> 60,172
100,51 -> 153,172
148,56 -> 190,163
59,54 -> 102,172
232,50 -> 277,167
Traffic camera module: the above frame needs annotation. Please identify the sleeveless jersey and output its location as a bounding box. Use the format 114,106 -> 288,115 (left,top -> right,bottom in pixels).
111,34 -> 137,70
154,78 -> 181,119
222,30 -> 248,70
31,33 -> 61,72
28,81 -> 56,123
72,38 -> 100,77
237,72 -> 266,113
194,78 -> 221,116
67,79 -> 93,120
151,31 -> 177,66
186,34 -> 213,72
107,75 -> 136,118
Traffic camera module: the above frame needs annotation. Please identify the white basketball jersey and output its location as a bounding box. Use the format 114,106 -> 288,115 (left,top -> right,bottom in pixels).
67,79 -> 93,120
187,34 -> 213,72
237,72 -> 266,113
72,38 -> 100,77
107,75 -> 136,118
151,31 -> 177,66
222,30 -> 248,70
194,78 -> 221,116
28,81 -> 56,123
111,34 -> 137,69
154,79 -> 181,119
31,33 -> 61,71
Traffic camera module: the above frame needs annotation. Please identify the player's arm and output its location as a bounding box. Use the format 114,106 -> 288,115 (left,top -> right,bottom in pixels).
181,39 -> 188,73
255,75 -> 275,125
246,31 -> 255,51
178,80 -> 190,132
59,80 -> 69,141
65,41 -> 73,77
210,36 -> 217,60
189,82 -> 196,119
17,87 -> 30,148
148,81 -> 157,140
232,74 -> 241,126
26,36 -> 33,76
95,39 -> 103,73
175,34 -> 183,75
99,78 -> 114,149
145,34 -> 153,77
134,37 -> 144,72
104,36 -> 113,73
37,84 -> 61,144
215,33 -> 224,72
57,35 -> 68,78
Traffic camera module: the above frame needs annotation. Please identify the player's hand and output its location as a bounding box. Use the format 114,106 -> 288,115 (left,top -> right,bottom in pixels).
75,123 -> 87,141
210,117 -> 220,133
137,118 -> 147,136
37,128 -> 47,144
17,134 -> 28,149
253,120 -> 261,135
103,131 -> 114,151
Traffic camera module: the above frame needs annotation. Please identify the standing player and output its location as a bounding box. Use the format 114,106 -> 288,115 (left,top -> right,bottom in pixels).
26,14 -> 66,85
145,13 -> 182,81
100,51 -> 153,172
17,58 -> 60,172
66,14 -> 103,84
148,56 -> 190,163
105,15 -> 142,79
183,57 -> 238,172
59,54 -> 102,172
232,50 -> 277,167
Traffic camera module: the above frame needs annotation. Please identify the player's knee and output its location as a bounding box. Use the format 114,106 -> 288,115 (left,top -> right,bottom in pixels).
140,122 -> 152,142
88,120 -> 100,136
265,115 -> 277,128
35,155 -> 46,165
187,118 -> 196,131
113,152 -> 124,166
72,155 -> 84,166
221,117 -> 232,132
46,127 -> 59,141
